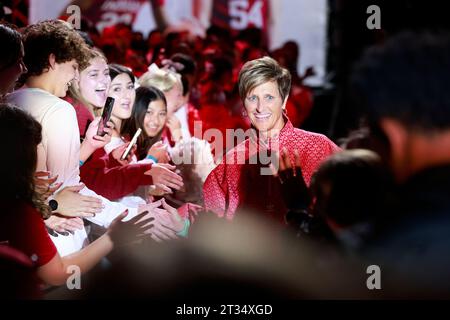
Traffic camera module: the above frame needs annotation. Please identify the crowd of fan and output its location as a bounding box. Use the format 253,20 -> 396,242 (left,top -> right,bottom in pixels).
1,18 -> 450,300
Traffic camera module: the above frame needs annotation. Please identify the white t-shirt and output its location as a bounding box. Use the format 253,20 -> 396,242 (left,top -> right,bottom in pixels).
7,88 -> 139,256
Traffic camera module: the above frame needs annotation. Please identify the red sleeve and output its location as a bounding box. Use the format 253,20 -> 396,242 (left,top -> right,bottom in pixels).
203,164 -> 227,217
80,148 -> 153,200
15,205 -> 57,268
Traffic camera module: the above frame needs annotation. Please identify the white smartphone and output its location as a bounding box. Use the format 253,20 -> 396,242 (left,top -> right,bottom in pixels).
121,128 -> 142,161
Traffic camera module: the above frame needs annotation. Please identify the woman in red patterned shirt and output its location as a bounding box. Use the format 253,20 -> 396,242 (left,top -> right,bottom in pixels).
203,57 -> 340,223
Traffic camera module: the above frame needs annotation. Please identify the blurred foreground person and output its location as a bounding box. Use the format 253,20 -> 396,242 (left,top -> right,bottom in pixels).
352,31 -> 450,297
276,149 -> 391,252
57,211 -> 369,299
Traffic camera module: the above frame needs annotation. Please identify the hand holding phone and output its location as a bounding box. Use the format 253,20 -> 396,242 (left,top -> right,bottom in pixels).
121,128 -> 142,161
97,97 -> 115,137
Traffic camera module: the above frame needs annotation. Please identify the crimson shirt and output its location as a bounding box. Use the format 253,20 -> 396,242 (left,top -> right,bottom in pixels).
0,202 -> 57,268
203,119 -> 340,222
80,148 -> 154,201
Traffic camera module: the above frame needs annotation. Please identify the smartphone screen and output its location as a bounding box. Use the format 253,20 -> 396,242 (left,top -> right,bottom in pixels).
97,97 -> 115,136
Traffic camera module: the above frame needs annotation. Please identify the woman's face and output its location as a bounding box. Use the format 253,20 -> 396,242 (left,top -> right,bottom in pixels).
244,80 -> 287,134
143,99 -> 167,137
78,57 -> 110,108
0,42 -> 27,95
164,81 -> 183,116
109,73 -> 135,121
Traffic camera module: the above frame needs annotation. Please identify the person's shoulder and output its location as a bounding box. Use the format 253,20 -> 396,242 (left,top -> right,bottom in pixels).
42,95 -> 77,121
292,127 -> 336,145
50,95 -> 76,111
8,89 -> 74,114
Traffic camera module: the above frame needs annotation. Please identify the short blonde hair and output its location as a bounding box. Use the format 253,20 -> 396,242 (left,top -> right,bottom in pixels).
139,68 -> 181,92
238,56 -> 291,102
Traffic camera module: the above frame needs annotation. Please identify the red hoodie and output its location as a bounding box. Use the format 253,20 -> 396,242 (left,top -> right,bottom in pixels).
80,148 -> 153,201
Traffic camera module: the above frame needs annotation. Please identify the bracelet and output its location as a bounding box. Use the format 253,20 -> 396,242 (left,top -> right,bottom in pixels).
79,160 -> 84,167
146,154 -> 158,163
176,218 -> 191,238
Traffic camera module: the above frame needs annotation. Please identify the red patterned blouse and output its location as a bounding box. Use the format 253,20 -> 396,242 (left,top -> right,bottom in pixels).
203,119 -> 340,223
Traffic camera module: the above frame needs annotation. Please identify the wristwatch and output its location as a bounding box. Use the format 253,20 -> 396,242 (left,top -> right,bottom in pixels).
49,199 -> 58,211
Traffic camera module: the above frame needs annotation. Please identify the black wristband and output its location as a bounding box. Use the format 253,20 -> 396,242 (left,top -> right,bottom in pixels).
49,199 -> 58,211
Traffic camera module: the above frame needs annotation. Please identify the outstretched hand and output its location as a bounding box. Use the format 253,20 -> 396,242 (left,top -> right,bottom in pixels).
145,163 -> 184,194
137,199 -> 187,242
53,184 -> 103,218
44,215 -> 84,236
147,141 -> 170,163
34,171 -> 62,200
107,209 -> 155,247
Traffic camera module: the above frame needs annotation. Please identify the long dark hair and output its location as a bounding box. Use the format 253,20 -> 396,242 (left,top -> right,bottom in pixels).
0,104 -> 51,218
0,23 -> 22,70
122,86 -> 167,160
109,63 -> 136,84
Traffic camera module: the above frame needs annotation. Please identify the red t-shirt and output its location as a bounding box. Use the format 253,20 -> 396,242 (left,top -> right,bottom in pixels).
0,202 -> 57,268
65,96 -> 95,139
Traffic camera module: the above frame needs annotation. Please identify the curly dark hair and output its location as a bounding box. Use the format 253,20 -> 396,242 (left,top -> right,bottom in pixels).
0,104 -> 51,219
21,20 -> 90,80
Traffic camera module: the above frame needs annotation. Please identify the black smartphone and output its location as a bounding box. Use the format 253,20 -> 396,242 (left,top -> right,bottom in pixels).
97,97 -> 115,136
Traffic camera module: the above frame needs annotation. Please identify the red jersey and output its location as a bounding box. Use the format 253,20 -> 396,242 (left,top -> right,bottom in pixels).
82,0 -> 164,32
211,0 -> 269,32
80,148 -> 154,201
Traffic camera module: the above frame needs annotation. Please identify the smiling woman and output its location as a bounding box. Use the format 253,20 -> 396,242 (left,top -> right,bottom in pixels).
67,48 -> 111,138
70,49 -> 111,114
122,86 -> 168,160
203,56 -> 340,222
